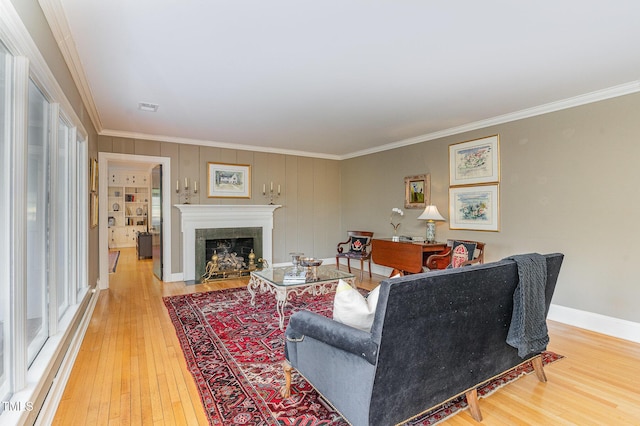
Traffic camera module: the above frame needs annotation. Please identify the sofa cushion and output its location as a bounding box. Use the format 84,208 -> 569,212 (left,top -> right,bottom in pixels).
449,240 -> 477,268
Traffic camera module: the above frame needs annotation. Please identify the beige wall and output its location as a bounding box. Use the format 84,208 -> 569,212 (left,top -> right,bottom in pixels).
341,92 -> 640,323
98,136 -> 342,272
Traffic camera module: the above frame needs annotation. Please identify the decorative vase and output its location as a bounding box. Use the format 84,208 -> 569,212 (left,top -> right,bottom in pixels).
392,226 -> 400,242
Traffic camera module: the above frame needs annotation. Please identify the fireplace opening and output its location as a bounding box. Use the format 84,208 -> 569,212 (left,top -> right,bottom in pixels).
194,226 -> 263,283
205,237 -> 254,270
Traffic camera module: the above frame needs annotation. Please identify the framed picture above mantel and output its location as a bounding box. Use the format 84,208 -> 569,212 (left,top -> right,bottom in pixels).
207,162 -> 251,198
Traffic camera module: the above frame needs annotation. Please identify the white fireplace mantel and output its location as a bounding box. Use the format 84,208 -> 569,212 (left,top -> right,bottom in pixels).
175,204 -> 281,281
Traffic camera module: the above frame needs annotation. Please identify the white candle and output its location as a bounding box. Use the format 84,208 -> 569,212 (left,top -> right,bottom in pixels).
184,177 -> 188,189
278,184 -> 281,195
194,180 -> 197,192
263,184 -> 266,195
176,180 -> 179,192
270,181 -> 273,192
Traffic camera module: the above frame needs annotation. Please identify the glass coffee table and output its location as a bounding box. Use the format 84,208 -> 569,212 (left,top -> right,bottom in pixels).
248,265 -> 356,330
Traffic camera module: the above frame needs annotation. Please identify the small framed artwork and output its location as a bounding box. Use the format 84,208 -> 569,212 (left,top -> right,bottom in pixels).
449,135 -> 500,186
449,184 -> 499,231
90,192 -> 98,228
404,174 -> 430,209
90,157 -> 98,192
207,162 -> 251,198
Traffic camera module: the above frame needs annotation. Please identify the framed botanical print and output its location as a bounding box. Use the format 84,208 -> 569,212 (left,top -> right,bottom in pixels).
449,135 -> 500,186
449,184 -> 499,231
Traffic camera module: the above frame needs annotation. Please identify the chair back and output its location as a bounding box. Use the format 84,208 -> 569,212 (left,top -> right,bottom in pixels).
425,239 -> 485,270
346,231 -> 374,253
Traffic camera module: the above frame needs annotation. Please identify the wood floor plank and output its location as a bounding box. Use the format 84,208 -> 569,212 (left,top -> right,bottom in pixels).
53,248 -> 640,425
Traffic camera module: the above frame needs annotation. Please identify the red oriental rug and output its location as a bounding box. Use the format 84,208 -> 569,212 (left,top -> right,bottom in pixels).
163,287 -> 563,425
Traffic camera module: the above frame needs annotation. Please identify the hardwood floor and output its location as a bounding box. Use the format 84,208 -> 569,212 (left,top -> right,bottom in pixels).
53,248 -> 640,425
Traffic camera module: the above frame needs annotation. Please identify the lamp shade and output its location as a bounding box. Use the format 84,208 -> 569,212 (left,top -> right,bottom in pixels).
417,205 -> 446,221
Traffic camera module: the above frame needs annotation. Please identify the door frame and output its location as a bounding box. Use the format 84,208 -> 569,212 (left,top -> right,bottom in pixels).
98,152 -> 174,289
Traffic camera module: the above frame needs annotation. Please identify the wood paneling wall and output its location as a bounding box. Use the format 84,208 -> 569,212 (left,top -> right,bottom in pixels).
98,136 -> 341,274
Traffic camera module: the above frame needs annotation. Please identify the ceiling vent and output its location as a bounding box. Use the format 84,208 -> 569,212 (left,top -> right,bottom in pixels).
138,102 -> 159,112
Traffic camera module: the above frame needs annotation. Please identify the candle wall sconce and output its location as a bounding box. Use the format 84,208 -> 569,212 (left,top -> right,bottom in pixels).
262,181 -> 281,205
176,178 -> 198,204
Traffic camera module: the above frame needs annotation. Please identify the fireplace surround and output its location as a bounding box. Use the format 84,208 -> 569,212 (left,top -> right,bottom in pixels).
175,204 -> 281,282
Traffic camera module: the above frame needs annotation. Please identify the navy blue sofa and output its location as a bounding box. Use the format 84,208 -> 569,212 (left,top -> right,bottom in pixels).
282,253 -> 564,425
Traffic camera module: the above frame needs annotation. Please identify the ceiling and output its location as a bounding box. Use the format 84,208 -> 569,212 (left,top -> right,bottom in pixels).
43,1 -> 640,159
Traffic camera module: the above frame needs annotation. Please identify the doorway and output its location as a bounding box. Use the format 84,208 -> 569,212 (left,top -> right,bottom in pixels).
98,153 -> 173,289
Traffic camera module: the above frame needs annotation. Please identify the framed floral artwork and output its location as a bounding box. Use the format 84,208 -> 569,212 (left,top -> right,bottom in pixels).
449,135 -> 500,186
449,184 -> 499,231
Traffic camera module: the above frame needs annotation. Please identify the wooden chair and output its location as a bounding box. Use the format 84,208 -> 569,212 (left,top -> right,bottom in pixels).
425,239 -> 485,270
336,231 -> 374,281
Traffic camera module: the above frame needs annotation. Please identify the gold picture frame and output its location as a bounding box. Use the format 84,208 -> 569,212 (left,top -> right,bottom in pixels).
449,184 -> 500,231
90,192 -> 98,228
449,135 -> 500,186
404,174 -> 430,209
90,157 -> 98,193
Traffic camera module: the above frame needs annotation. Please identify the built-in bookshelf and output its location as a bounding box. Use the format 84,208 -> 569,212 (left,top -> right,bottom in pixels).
108,171 -> 150,248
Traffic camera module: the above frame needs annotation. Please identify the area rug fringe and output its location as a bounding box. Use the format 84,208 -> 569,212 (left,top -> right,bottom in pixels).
164,287 -> 563,425
108,250 -> 120,273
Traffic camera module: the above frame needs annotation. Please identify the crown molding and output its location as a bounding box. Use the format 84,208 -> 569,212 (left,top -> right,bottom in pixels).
38,0 -> 103,133
103,79 -> 640,162
100,128 -> 343,160
341,80 -> 640,160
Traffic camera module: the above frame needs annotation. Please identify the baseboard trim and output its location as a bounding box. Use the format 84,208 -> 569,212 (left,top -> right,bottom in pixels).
336,258 -> 393,278
548,304 -> 640,344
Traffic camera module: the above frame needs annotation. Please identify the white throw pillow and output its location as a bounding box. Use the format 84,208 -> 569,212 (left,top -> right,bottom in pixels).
333,280 -> 379,332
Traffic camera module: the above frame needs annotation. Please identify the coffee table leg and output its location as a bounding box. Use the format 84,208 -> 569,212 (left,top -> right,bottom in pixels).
247,276 -> 257,305
275,288 -> 288,330
346,277 -> 356,289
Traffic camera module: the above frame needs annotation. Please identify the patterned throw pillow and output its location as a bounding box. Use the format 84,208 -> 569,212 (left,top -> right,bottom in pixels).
450,241 -> 477,268
350,236 -> 370,252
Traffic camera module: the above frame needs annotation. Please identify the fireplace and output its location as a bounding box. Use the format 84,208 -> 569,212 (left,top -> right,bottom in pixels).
195,226 -> 263,281
175,204 -> 280,282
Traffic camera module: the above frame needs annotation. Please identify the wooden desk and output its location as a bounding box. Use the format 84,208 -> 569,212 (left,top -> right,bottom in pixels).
372,239 -> 447,275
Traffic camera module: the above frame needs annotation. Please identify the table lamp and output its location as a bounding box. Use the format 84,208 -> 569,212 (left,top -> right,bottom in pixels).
417,205 -> 446,243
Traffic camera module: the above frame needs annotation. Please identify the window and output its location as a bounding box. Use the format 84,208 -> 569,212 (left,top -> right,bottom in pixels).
76,136 -> 88,299
26,80 -> 50,365
55,118 -> 71,319
0,41 -> 11,404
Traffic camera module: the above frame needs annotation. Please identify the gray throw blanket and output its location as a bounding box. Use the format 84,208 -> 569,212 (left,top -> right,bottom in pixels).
504,253 -> 549,358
